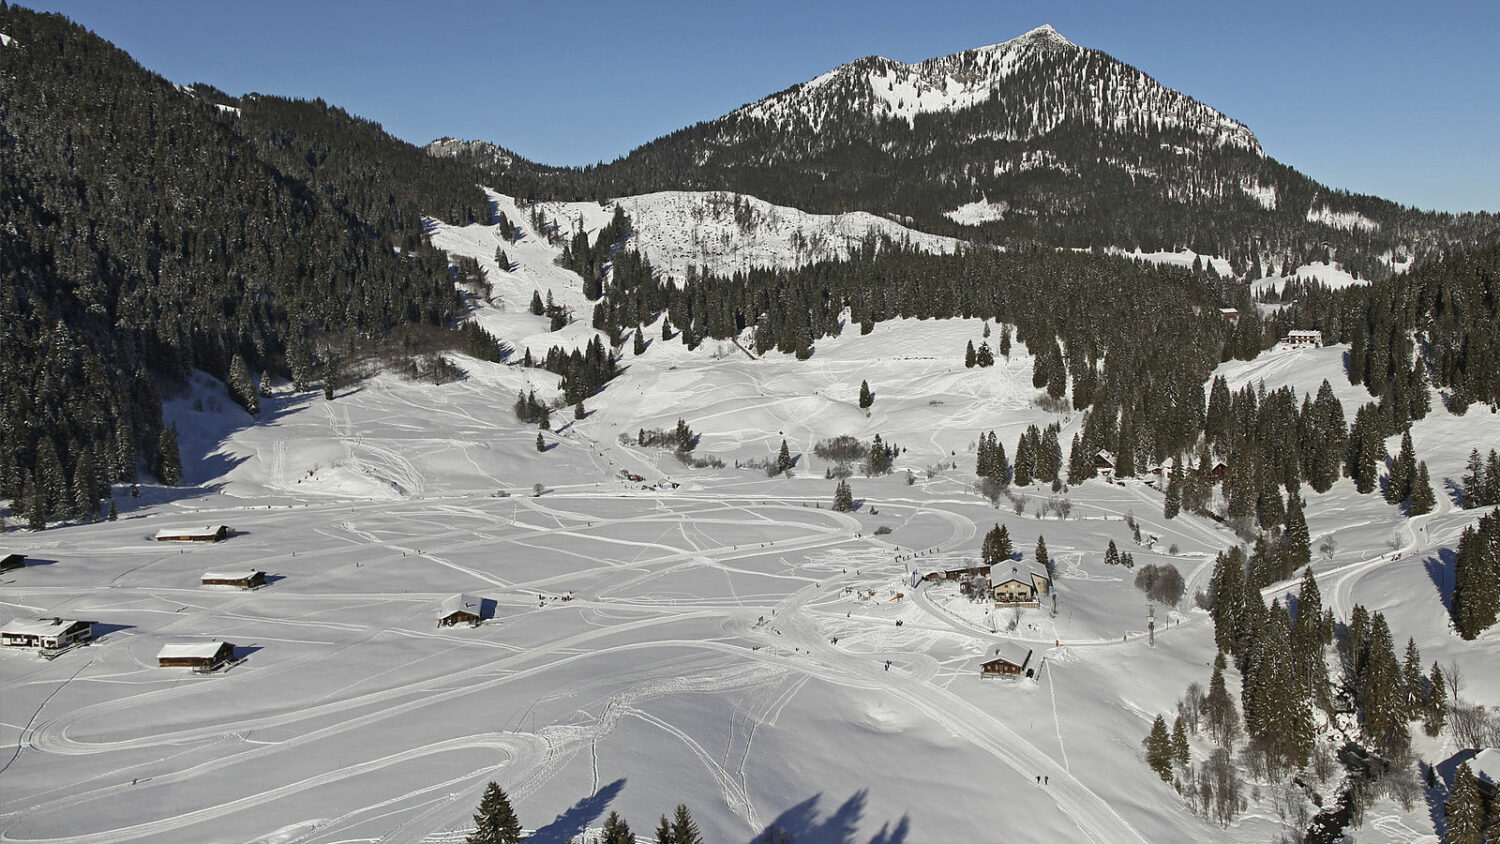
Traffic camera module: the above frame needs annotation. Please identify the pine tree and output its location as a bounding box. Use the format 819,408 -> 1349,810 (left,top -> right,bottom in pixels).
158,426 -> 182,486
965,340 -> 977,368
1035,536 -> 1049,576
1105,539 -> 1119,567
669,804 -> 703,844
999,326 -> 1012,358
774,439 -> 793,477
107,498 -> 118,521
858,379 -> 873,409
1283,493 -> 1310,571
1144,715 -> 1173,782
1401,638 -> 1425,721
983,524 -> 1013,565
1424,662 -> 1447,736
1358,612 -> 1409,758
575,401 -> 585,420
832,479 -> 853,512
1013,430 -> 1035,486
1204,656 -> 1241,749
1210,548 -> 1245,655
600,810 -> 635,844
467,782 -> 522,844
1409,461 -> 1436,515
536,433 -> 546,452
634,326 -> 647,356
654,816 -> 673,844
1171,715 -> 1191,772
1446,763 -> 1485,844
529,290 -> 545,316
228,354 -> 259,415
975,341 -> 994,368
1387,430 -> 1416,504
1164,460 -> 1183,519
1451,512 -> 1500,639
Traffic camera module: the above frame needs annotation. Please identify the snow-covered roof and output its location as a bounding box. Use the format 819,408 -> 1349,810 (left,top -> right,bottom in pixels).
437,594 -> 482,619
2,618 -> 87,636
157,642 -> 232,660
1287,330 -> 1322,338
991,564 -> 1048,584
155,525 -> 229,539
1095,450 -> 1116,466
1473,748 -> 1500,788
202,570 -> 262,581
983,641 -> 1033,668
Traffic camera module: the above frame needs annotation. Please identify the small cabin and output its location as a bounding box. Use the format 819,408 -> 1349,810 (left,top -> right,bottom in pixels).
1211,461 -> 1229,482
0,553 -> 25,572
157,641 -> 236,671
2,618 -> 94,651
201,570 -> 267,589
1095,450 -> 1116,481
1283,330 -> 1323,348
437,593 -> 483,627
1218,308 -> 1240,322
980,643 -> 1034,679
155,525 -> 232,542
1471,748 -> 1500,801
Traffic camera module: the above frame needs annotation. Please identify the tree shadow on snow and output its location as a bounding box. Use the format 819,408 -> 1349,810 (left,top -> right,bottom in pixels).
1423,548 -> 1458,614
526,778 -> 626,844
750,790 -> 911,844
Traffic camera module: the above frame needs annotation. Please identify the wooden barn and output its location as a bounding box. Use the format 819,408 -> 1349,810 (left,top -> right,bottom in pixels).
157,641 -> 236,671
1218,307 -> 1240,322
201,570 -> 267,589
0,552 -> 25,572
437,594 -> 483,627
2,618 -> 94,651
155,525 -> 232,542
980,643 -> 1034,679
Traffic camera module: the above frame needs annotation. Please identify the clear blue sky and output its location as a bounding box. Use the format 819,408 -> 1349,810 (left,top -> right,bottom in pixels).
20,0 -> 1499,213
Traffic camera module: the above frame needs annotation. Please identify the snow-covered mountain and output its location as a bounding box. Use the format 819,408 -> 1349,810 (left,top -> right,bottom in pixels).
436,26 -> 1496,281
731,24 -> 1259,154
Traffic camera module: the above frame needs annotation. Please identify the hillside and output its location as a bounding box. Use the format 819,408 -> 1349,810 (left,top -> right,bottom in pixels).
441,26 -> 1499,281
2,195 -> 1497,844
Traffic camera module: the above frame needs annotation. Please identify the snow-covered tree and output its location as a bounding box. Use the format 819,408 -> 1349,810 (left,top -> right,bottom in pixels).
467,782 -> 522,844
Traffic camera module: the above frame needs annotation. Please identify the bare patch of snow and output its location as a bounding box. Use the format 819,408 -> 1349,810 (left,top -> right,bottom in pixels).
1306,205 -> 1379,233
945,199 -> 1008,226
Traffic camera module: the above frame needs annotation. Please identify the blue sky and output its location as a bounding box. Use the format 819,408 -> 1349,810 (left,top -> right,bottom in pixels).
22,0 -> 1499,213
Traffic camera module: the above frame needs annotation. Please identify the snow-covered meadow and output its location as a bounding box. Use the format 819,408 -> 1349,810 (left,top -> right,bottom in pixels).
2,193 -> 1496,844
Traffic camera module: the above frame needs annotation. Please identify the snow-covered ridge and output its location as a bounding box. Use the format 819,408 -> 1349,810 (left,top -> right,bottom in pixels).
1306,204 -> 1379,233
945,199 -> 1009,226
730,25 -> 1259,154
533,190 -> 963,280
425,137 -> 516,171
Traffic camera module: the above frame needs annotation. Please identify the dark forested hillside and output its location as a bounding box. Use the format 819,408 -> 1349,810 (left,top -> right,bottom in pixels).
449,28 -> 1498,282
0,6 -> 488,522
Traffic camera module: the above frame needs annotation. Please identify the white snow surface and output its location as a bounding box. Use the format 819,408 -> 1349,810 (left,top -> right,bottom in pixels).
1306,204 -> 1380,233
1251,260 -> 1371,294
1106,247 -> 1235,277
2,206 -> 1496,844
944,199 -> 1009,226
529,190 -> 961,281
0,33 -> 13,47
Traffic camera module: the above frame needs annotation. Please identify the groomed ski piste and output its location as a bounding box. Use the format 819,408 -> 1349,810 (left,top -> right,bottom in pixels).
1,191 -> 1495,844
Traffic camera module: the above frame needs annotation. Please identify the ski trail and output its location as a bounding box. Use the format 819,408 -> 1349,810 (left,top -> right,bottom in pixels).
1044,658 -> 1070,772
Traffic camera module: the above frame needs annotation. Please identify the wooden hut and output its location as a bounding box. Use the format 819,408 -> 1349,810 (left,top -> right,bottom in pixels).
201,570 -> 267,589
990,564 -> 1051,606
1,618 -> 94,651
980,643 -> 1034,679
437,594 -> 483,627
157,641 -> 236,671
155,525 -> 232,542
0,552 -> 25,572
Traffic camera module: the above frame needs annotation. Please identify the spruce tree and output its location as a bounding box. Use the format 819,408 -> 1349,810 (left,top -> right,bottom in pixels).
975,341 -> 994,368
1210,548 -> 1245,655
1401,638 -> 1425,721
1171,715 -> 1191,772
1358,613 -> 1409,758
1105,539 -> 1120,567
965,340 -> 977,368
1164,460 -> 1183,519
1283,494 -> 1310,571
1409,461 -> 1436,515
858,380 -> 873,409
1204,656 -> 1241,749
983,524 -> 1013,566
774,439 -> 793,477
107,498 -> 118,521
832,479 -> 853,512
1446,763 -> 1485,844
1451,512 -> 1500,639
228,354 -> 260,415
1424,662 -> 1446,736
1387,430 -> 1416,504
1035,536 -> 1049,576
529,290 -> 545,316
1013,431 -> 1035,486
1144,715 -> 1173,782
467,781 -> 523,844
158,426 -> 182,486
600,810 -> 635,844
669,804 -> 703,844
536,433 -> 546,453
634,326 -> 648,356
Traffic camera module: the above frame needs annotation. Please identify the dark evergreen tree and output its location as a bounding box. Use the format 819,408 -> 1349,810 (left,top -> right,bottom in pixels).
858,379 -> 873,409
1283,493 -> 1310,571
1164,460 -> 1184,519
228,354 -> 259,415
976,341 -> 995,368
529,290 -> 545,316
999,327 -> 1011,358
1144,715 -> 1173,783
600,811 -> 635,844
1204,655 -> 1241,749
774,439 -> 793,477
964,340 -> 977,368
107,498 -> 118,522
1357,612 -> 1409,758
1104,539 -> 1120,567
1210,548 -> 1245,655
832,478 -> 854,512
1446,763 -> 1485,844
1035,535 -> 1050,577
158,427 -> 182,486
1013,430 -> 1035,487
467,782 -> 523,844
1424,662 -> 1446,736
633,326 -> 648,356
982,524 -> 1014,565
1451,510 -> 1500,639
669,804 -> 703,844
1409,461 -> 1436,515
1170,714 -> 1191,772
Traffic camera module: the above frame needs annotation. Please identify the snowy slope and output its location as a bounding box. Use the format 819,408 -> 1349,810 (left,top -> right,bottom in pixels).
2,211 -> 1497,844
530,190 -> 962,281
